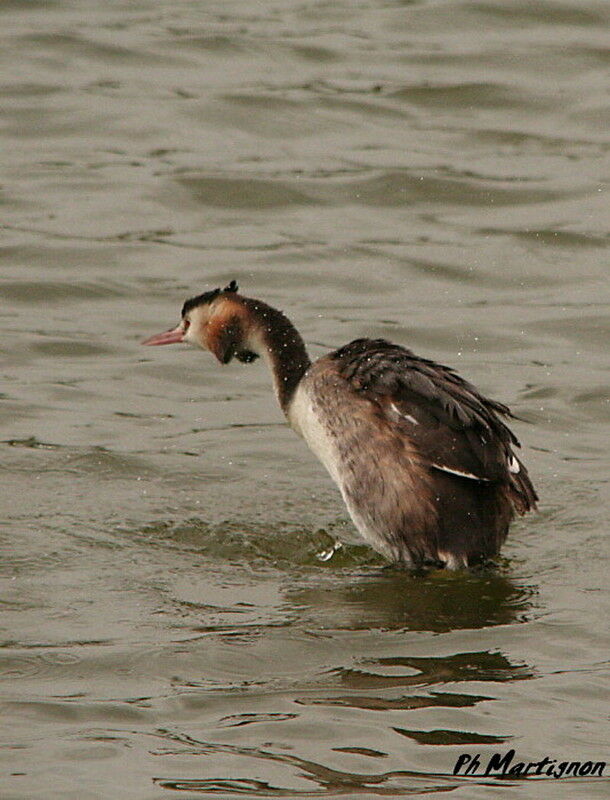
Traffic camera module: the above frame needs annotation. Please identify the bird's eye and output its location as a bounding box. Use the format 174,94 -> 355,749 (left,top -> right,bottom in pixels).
183,319 -> 190,331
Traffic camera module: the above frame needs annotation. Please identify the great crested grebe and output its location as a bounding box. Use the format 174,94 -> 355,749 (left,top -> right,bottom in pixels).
143,281 -> 537,569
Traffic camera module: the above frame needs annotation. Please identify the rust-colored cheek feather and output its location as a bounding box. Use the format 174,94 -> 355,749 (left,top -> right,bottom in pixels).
205,303 -> 249,364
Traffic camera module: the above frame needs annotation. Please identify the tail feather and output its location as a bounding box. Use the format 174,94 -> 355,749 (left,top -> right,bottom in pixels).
509,457 -> 538,515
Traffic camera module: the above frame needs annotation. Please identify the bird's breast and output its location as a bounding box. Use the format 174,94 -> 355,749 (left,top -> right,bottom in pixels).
286,381 -> 344,486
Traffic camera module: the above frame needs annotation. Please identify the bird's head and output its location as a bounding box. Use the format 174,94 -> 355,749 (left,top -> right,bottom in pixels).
141,280 -> 259,364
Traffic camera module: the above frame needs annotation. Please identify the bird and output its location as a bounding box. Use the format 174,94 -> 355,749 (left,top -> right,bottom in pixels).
142,280 -> 537,569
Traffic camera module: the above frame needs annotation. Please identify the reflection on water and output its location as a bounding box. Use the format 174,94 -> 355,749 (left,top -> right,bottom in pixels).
1,0 -> 609,797
287,568 -> 536,632
150,729 -> 477,796
336,651 -> 533,689
151,731 -> 457,796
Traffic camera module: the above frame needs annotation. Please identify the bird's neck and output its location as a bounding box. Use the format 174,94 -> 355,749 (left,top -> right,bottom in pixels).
244,299 -> 311,412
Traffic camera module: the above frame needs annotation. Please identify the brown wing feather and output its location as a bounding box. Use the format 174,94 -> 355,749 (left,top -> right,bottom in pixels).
331,338 -> 537,512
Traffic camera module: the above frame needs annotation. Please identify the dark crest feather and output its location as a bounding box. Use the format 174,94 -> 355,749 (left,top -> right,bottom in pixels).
181,279 -> 239,317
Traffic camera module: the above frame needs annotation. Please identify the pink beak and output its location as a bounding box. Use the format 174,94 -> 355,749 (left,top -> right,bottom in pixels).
141,324 -> 184,346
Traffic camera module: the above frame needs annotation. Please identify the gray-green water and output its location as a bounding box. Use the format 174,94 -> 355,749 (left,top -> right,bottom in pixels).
1,1 -> 609,798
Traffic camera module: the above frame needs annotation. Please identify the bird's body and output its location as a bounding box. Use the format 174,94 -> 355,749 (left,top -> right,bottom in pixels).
143,282 -> 537,569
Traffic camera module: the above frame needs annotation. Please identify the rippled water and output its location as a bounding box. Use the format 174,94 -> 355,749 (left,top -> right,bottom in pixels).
1,1 -> 609,797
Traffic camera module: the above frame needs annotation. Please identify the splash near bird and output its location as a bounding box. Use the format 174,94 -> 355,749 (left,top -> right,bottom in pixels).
143,281 -> 537,569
